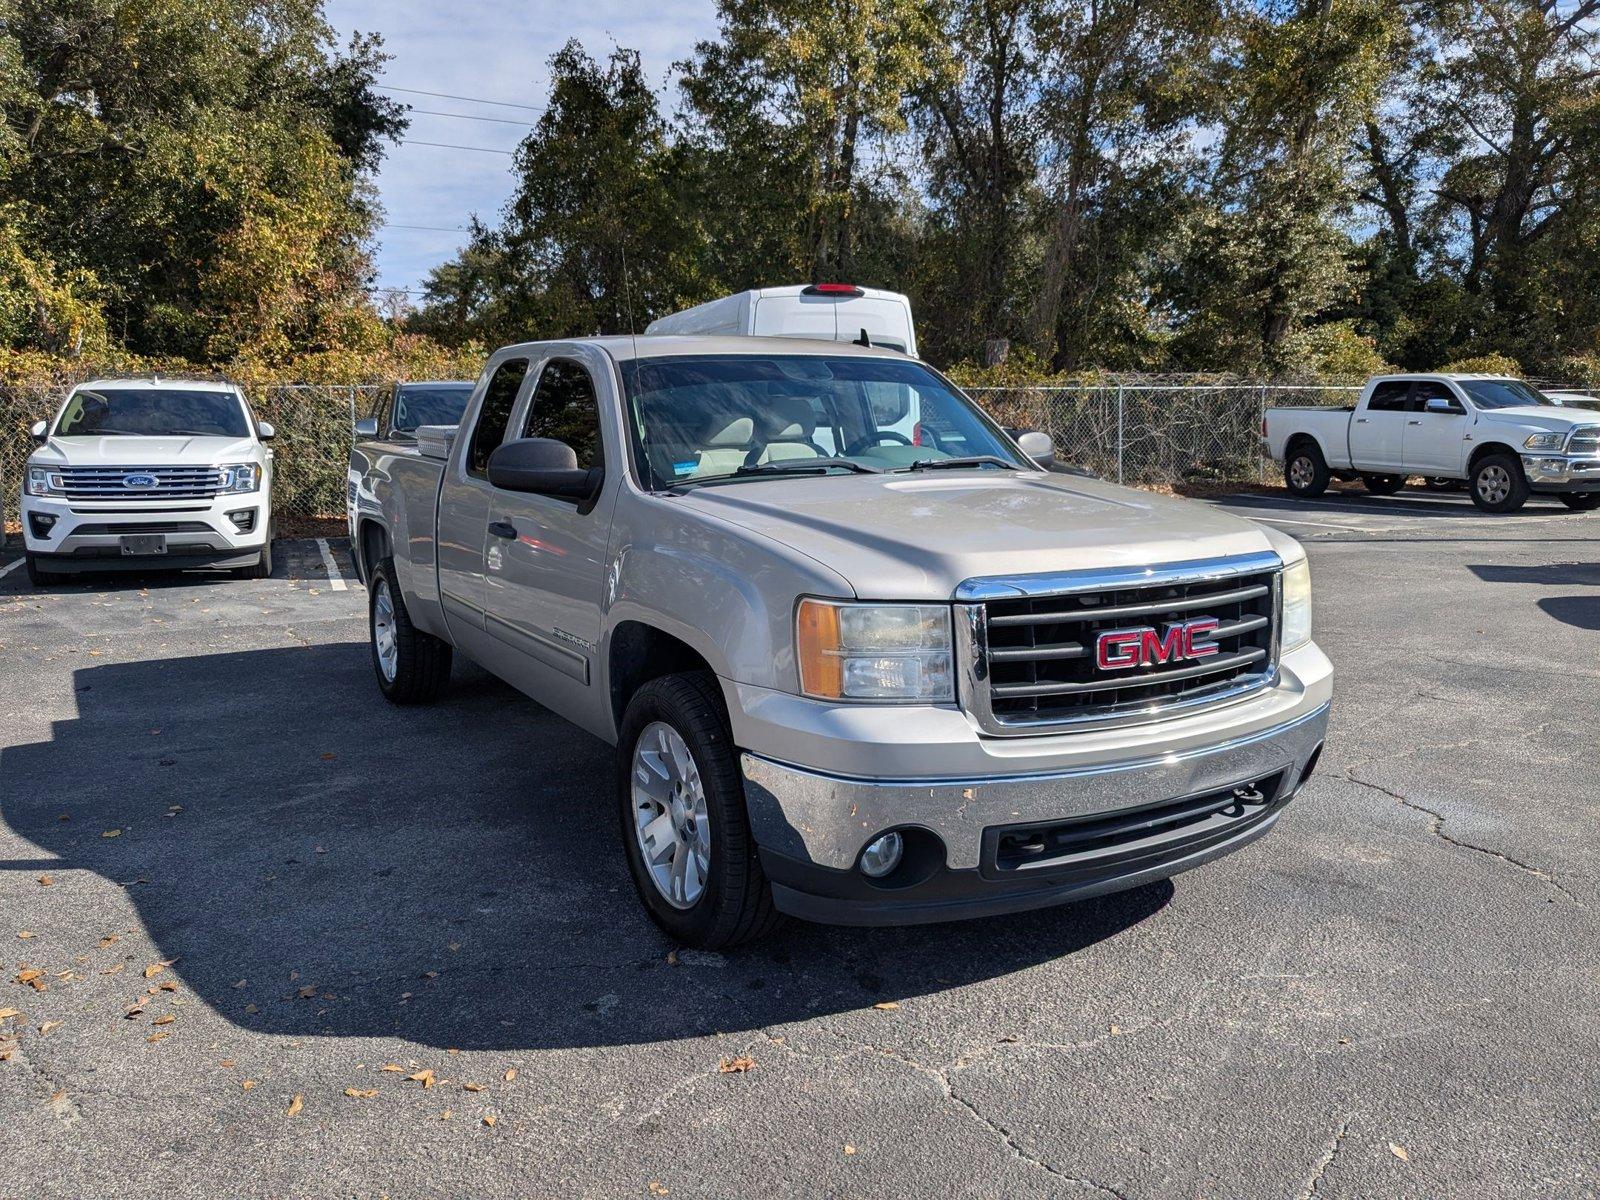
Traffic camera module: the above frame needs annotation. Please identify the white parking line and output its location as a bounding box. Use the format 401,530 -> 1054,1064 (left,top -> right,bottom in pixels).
315,539 -> 348,591
0,557 -> 23,579
1238,514 -> 1374,533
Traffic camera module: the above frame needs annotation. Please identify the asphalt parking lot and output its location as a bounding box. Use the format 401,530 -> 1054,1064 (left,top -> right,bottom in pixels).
1,490 -> 1596,1199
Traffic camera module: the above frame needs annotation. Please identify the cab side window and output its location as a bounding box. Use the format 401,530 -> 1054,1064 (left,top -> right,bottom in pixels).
1412,381 -> 1461,411
468,358 -> 529,477
1367,381 -> 1411,412
523,359 -> 604,470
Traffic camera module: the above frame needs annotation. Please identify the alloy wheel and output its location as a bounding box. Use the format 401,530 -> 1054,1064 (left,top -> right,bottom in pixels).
631,721 -> 711,910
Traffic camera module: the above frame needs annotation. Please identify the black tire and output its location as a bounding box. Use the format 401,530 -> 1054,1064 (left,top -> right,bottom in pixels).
1558,493 -> 1600,511
616,670 -> 782,949
237,529 -> 274,579
1361,474 -> 1406,496
1284,441 -> 1330,497
369,556 -> 452,703
1469,452 -> 1530,513
1424,477 -> 1463,492
24,553 -> 56,588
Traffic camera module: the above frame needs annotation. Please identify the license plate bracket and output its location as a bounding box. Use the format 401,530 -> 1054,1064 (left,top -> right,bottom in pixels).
120,534 -> 167,556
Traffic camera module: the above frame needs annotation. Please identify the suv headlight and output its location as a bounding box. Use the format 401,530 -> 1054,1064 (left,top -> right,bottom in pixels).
1281,558 -> 1312,652
1524,432 -> 1565,450
25,464 -> 64,497
219,463 -> 262,493
796,600 -> 954,702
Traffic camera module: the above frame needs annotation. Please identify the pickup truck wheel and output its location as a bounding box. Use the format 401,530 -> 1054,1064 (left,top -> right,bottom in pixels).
1284,444 -> 1330,497
1469,453 -> 1530,513
1361,474 -> 1406,495
369,557 -> 452,703
1558,493 -> 1600,511
617,671 -> 781,949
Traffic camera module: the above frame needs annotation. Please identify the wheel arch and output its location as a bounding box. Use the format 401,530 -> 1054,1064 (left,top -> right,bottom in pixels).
1468,441 -> 1520,472
1284,432 -> 1325,461
355,518 -> 391,584
608,621 -> 718,740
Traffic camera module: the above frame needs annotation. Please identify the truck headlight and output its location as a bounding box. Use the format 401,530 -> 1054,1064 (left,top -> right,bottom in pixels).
219,463 -> 261,493
1281,558 -> 1313,652
1524,432 -> 1565,450
26,465 -> 63,497
796,600 -> 954,702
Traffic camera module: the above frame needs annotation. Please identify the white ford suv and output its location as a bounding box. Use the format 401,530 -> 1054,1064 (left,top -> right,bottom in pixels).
21,378 -> 276,585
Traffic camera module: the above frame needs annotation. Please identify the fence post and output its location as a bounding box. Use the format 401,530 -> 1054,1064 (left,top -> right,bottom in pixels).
1115,385 -> 1125,484
347,385 -> 357,443
1258,384 -> 1268,484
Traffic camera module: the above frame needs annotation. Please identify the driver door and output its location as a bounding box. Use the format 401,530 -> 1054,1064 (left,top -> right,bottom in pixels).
1402,380 -> 1472,476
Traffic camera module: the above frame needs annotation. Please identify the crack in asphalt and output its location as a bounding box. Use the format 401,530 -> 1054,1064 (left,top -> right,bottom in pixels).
1344,768 -> 1584,907
1294,1112 -> 1352,1199
5,1033 -> 83,1126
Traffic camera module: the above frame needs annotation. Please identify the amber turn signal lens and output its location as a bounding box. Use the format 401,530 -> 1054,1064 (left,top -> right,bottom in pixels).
796,598 -> 844,698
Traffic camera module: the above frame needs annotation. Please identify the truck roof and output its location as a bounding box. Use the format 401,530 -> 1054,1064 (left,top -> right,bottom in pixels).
70,377 -> 241,392
496,333 -> 921,363
1366,372 -> 1518,383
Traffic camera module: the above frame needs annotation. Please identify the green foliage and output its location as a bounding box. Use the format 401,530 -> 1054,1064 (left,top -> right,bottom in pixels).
1438,352 -> 1524,376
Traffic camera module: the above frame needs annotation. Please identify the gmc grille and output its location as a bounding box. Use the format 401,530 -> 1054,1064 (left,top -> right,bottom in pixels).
57,466 -> 224,501
958,554 -> 1281,734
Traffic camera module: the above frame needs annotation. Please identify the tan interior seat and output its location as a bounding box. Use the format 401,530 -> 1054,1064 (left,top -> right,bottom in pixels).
755,395 -> 826,464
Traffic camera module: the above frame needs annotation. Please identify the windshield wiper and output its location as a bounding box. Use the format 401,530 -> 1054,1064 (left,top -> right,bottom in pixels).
673,458 -> 882,490
902,455 -> 1019,472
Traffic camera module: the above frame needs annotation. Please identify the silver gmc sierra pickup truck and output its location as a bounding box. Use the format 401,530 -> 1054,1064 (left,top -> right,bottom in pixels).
348,335 -> 1331,947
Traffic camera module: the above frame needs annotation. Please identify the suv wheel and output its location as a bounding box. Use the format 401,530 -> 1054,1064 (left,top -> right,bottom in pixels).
369,556 -> 452,703
23,553 -> 56,588
1558,493 -> 1600,511
237,527 -> 274,579
616,671 -> 782,949
1469,453 -> 1529,513
1284,443 -> 1330,497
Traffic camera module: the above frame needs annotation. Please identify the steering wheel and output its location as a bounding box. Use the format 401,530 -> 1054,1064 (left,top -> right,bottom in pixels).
844,431 -> 915,455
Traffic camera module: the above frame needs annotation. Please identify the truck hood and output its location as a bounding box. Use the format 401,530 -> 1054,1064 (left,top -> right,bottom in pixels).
32,434 -> 260,466
1479,407 -> 1597,431
677,470 -> 1281,599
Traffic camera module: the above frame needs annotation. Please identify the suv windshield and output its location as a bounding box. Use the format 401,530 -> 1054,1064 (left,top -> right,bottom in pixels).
622,355 -> 1028,489
393,382 -> 474,433
1458,379 -> 1553,410
54,387 -> 250,438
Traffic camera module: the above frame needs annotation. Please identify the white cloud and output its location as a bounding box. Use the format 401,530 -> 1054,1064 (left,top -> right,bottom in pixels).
325,0 -> 720,292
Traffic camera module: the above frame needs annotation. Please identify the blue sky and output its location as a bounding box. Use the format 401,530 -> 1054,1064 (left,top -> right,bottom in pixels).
324,1 -> 721,296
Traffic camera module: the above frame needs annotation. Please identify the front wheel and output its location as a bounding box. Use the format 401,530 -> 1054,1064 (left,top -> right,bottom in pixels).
1469,453 -> 1530,513
1361,474 -> 1406,496
1284,443 -> 1330,497
236,528 -> 274,579
616,671 -> 781,949
23,554 -> 57,588
1558,492 -> 1600,511
369,556 -> 452,703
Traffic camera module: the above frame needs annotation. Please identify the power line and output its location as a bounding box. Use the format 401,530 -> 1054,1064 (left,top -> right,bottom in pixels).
378,84 -> 545,113
384,223 -> 470,233
406,107 -> 535,127
402,139 -> 515,156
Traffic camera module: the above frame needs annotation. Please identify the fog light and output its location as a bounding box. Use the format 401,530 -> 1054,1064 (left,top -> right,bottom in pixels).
859,831 -> 904,879
227,508 -> 257,533
28,512 -> 57,540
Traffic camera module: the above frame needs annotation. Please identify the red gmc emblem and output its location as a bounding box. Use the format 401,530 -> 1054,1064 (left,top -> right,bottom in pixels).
1095,618 -> 1221,671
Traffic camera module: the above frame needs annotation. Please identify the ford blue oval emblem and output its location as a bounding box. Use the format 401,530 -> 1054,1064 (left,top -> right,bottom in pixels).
122,473 -> 158,489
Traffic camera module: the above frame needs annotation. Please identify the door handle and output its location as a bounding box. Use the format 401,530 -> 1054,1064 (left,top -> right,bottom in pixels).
1355,418 -> 1368,424
1407,420 -> 1421,425
488,521 -> 517,540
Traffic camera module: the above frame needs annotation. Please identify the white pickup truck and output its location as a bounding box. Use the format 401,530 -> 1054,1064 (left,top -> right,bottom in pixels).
20,378 -> 276,584
1263,374 -> 1600,513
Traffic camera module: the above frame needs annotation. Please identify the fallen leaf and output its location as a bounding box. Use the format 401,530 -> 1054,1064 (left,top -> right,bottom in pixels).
718,1055 -> 756,1074
379,1063 -> 405,1073
844,1144 -> 857,1156
15,969 -> 42,984
296,985 -> 317,999
158,981 -> 177,993
408,1069 -> 436,1088
17,932 -> 33,940
151,1014 -> 175,1026
344,1088 -> 379,1099
37,876 -> 52,886
319,752 -> 335,761
462,1082 -> 484,1093
440,1109 -> 452,1121
146,1031 -> 170,1044
241,1080 -> 257,1091
98,936 -> 119,948
648,1183 -> 669,1196
286,1094 -> 303,1116
232,979 -> 247,989
101,964 -> 124,976
422,970 -> 438,980
143,963 -> 165,980
482,1114 -> 496,1127
504,1068 -> 517,1082
124,1005 -> 144,1018
872,1001 -> 900,1011
0,1009 -> 20,1022
38,1021 -> 61,1035
1390,1143 -> 1410,1162
48,1090 -> 66,1106
244,1004 -> 259,1015
219,1059 -> 235,1068
101,829 -> 121,839
666,950 -> 678,966
447,942 -> 460,952
1110,1024 -> 1123,1035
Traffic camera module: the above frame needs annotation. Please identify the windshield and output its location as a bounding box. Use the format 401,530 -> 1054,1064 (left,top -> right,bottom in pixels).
392,382 -> 474,433
1458,379 -> 1553,410
54,387 -> 250,438
621,355 -> 1029,489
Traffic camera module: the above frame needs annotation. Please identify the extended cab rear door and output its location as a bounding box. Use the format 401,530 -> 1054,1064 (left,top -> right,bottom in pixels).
1348,380 -> 1411,471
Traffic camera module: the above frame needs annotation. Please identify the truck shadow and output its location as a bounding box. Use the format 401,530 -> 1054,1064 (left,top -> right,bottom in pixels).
0,644 -> 1169,1052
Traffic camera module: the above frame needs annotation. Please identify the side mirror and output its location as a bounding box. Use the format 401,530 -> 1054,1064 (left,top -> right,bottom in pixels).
1016,429 -> 1056,468
487,437 -> 601,501
353,417 -> 379,439
257,421 -> 276,441
29,419 -> 47,443
1424,397 -> 1461,415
